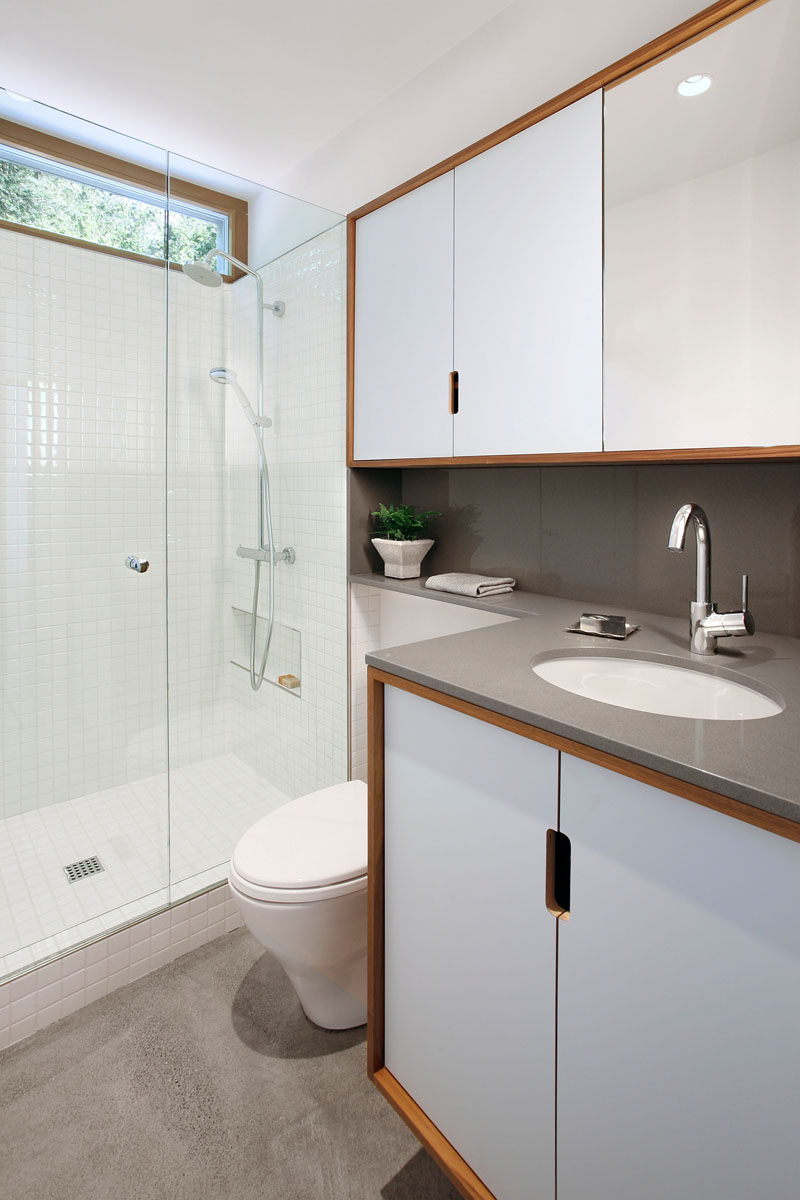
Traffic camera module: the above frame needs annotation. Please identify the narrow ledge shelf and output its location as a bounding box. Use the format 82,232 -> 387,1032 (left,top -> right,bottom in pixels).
347,572 -> 543,619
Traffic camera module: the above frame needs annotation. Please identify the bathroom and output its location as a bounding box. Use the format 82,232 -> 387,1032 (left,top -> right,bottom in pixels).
1,0 -> 799,1197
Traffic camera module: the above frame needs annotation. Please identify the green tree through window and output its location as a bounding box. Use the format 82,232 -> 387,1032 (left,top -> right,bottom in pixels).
0,157 -> 220,263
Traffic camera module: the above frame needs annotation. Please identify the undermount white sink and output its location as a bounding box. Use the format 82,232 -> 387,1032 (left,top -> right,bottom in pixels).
532,654 -> 783,721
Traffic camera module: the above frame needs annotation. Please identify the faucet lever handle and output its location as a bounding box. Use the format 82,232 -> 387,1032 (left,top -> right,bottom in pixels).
742,573 -> 749,613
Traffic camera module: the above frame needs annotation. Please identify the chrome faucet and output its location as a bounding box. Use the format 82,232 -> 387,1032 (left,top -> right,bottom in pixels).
668,503 -> 754,655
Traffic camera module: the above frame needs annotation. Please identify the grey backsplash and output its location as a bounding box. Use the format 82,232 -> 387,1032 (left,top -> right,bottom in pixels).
350,462 -> 800,637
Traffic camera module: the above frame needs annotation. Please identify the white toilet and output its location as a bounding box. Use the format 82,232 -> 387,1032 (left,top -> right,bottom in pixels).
228,779 -> 368,1030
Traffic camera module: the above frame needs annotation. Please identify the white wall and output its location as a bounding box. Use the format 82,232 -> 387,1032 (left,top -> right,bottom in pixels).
349,585 -> 516,781
604,138 -> 800,450
248,188 -> 342,272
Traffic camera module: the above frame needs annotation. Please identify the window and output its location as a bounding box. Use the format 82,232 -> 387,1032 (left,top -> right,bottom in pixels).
0,120 -> 247,272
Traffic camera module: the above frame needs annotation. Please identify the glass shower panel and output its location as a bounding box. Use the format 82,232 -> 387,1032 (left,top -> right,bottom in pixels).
165,152 -> 347,898
0,98 -> 170,979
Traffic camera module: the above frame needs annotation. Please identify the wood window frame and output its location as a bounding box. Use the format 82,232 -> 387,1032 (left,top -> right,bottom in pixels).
0,117 -> 249,279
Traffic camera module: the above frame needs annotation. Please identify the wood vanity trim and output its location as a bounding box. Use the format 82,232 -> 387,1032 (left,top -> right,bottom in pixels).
366,671 -> 385,1077
372,1067 -> 498,1200
348,446 -> 800,468
346,215 -> 357,467
368,667 -> 800,846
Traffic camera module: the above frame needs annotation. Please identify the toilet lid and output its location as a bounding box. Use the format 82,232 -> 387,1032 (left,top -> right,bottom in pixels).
231,779 -> 367,890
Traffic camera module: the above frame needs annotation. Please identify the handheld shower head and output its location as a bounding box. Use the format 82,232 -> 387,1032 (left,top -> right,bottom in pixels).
209,367 -> 271,430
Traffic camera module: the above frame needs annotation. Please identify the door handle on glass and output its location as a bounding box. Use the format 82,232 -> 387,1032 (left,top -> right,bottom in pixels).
125,556 -> 149,573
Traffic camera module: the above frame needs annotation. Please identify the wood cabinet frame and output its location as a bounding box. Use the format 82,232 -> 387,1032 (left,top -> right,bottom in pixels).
347,0 -> 800,468
0,117 -> 249,279
367,664 -> 800,1200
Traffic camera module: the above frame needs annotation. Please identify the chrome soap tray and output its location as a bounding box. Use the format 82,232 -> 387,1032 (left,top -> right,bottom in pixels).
565,613 -> 640,640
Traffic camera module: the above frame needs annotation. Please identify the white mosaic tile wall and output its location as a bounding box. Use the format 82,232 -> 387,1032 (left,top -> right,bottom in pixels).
225,225 -> 349,798
165,270 -> 230,771
0,884 -> 242,1051
0,228 -> 170,817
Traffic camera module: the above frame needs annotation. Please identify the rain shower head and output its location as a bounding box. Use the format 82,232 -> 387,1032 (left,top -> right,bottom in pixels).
183,259 -> 223,287
184,250 -> 285,315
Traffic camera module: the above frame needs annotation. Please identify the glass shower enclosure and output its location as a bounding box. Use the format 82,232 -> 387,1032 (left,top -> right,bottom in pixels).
0,94 -> 348,981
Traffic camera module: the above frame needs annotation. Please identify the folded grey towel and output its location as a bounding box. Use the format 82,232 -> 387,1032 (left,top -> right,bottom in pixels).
425,573 -> 516,598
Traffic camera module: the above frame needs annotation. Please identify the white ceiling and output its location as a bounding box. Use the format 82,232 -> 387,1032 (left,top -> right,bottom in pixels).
0,0 -> 708,214
606,0 -> 800,207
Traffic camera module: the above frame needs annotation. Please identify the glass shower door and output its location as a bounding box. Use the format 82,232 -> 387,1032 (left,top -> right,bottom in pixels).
0,103 -> 171,979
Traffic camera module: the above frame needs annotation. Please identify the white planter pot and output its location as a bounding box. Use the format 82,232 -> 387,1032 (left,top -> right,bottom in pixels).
371,538 -> 434,579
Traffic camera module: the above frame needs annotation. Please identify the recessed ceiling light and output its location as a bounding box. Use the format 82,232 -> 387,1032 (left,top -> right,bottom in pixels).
677,74 -> 712,97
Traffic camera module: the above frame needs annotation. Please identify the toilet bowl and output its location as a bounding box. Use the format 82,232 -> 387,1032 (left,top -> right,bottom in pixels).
228,779 -> 368,1030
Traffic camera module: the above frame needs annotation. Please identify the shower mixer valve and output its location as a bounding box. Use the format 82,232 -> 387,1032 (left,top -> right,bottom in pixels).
236,545 -> 296,565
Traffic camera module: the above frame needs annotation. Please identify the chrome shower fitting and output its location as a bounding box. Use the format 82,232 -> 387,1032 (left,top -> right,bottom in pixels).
184,251 -> 286,691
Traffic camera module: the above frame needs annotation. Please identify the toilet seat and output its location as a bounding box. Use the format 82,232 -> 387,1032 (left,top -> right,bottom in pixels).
230,779 -> 367,904
229,863 -> 367,905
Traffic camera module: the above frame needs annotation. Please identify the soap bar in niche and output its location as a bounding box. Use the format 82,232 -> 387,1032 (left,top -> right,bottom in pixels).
278,674 -> 301,690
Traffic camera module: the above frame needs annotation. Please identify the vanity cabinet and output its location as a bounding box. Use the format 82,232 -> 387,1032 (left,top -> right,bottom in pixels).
381,683 -> 558,1200
369,668 -> 800,1200
351,91 -> 602,464
557,753 -> 800,1200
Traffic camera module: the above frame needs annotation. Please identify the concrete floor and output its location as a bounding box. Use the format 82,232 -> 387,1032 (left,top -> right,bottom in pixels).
0,929 -> 463,1200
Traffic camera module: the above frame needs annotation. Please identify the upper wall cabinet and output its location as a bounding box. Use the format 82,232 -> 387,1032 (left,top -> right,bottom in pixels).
454,91 -> 602,457
351,91 -> 602,463
353,172 -> 454,462
604,0 -> 800,452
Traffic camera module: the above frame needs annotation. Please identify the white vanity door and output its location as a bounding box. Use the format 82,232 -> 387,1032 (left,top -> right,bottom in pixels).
353,172 -> 454,461
558,753 -> 800,1200
453,91 -> 602,457
383,685 -> 558,1200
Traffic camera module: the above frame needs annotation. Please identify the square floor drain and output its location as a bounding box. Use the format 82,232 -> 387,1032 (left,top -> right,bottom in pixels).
64,856 -> 104,883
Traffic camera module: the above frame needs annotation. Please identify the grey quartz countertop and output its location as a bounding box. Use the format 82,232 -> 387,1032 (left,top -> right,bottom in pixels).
363,585 -> 800,825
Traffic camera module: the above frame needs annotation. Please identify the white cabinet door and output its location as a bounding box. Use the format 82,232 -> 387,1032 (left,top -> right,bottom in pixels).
558,753 -> 800,1200
353,172 -> 454,461
383,686 -> 558,1200
453,92 -> 602,456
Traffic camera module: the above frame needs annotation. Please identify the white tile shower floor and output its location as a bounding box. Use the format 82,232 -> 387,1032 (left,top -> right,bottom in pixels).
0,755 -> 288,979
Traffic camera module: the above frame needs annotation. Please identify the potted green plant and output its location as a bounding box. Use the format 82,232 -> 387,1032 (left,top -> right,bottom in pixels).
370,502 -> 440,579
